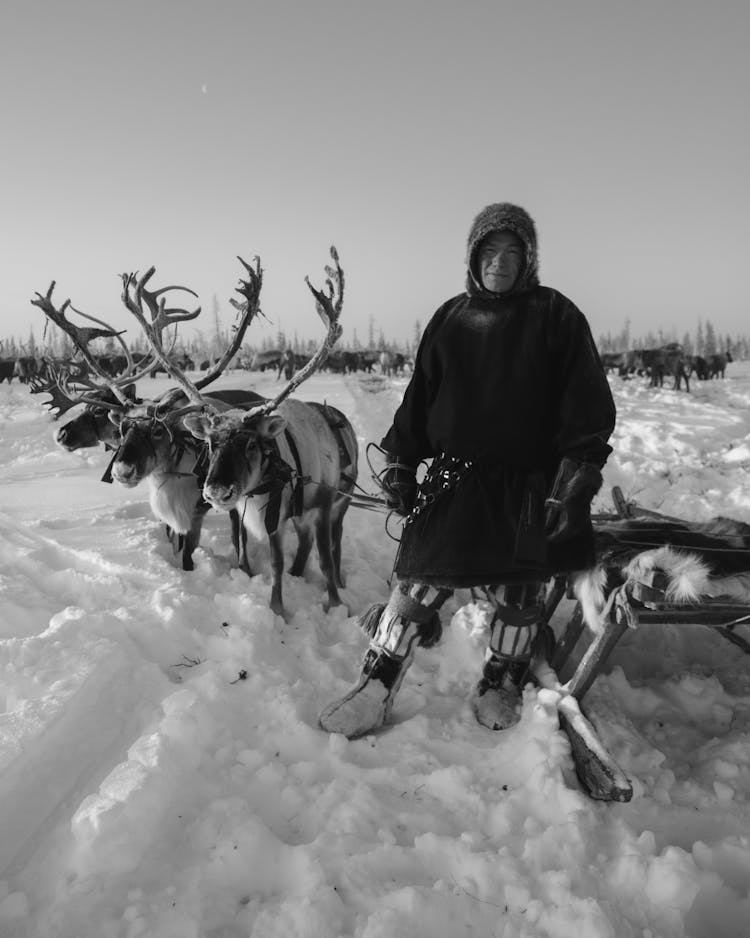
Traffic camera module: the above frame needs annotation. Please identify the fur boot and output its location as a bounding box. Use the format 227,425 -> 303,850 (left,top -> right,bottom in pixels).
472,655 -> 529,731
319,589 -> 443,739
471,609 -> 543,731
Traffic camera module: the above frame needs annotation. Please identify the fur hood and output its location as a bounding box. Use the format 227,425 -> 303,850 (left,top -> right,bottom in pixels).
465,202 -> 540,298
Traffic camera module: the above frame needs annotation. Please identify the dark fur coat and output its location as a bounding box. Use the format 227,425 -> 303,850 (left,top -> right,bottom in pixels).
382,204 -> 616,587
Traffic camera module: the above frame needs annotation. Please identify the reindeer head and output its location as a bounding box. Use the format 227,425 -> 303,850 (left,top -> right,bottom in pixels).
108,401 -> 189,487
183,408 -> 288,509
54,384 -> 137,451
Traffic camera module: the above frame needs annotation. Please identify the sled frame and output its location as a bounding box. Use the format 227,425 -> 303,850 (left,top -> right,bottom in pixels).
536,486 -> 750,803
547,485 -> 750,699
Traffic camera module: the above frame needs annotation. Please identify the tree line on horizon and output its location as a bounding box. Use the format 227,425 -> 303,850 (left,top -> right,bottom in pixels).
598,319 -> 745,359
0,303 -> 425,365
5,309 -> 745,366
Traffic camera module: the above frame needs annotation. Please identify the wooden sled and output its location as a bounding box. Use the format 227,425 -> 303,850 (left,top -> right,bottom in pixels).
540,486 -> 750,803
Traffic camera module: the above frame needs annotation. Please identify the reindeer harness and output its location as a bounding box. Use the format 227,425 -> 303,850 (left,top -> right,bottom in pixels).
227,428 -> 305,535
101,417 -> 203,486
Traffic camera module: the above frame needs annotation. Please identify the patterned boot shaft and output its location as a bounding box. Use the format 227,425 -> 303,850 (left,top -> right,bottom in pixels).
472,584 -> 544,731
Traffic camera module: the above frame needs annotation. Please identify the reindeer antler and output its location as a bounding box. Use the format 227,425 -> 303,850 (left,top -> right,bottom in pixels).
241,245 -> 344,421
27,360 -> 81,419
120,258 -> 265,413
195,254 -> 265,390
68,301 -> 164,386
120,268 -> 204,405
31,284 -> 123,346
31,283 -> 134,407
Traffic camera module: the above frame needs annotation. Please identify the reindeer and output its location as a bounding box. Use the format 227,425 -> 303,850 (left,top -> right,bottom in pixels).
708,351 -> 732,379
31,260 -> 265,570
184,396 -> 358,616
641,343 -> 691,392
177,247 -> 358,617
106,261 -> 269,569
99,384 -> 265,569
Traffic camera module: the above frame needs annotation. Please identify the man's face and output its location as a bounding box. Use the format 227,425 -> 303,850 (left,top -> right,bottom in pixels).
478,231 -> 524,293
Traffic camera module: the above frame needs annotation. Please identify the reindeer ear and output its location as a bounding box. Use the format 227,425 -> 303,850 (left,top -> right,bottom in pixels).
182,413 -> 210,440
256,415 -> 287,439
107,409 -> 124,427
124,383 -> 137,401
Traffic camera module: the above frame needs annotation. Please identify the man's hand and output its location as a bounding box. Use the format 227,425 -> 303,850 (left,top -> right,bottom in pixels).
545,495 -> 592,542
381,463 -> 418,516
545,458 -> 602,542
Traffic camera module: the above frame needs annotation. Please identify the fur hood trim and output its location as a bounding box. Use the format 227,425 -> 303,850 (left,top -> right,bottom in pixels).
465,202 -> 540,298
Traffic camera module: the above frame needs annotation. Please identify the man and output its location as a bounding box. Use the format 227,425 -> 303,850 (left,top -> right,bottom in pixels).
319,202 -> 616,739
278,347 -> 295,381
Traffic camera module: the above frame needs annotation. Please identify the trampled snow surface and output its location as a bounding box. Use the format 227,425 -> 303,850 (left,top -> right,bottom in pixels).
2,367 -> 750,938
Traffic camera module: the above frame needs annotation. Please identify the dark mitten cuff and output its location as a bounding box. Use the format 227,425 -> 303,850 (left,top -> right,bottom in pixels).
381,457 -> 418,516
545,457 -> 602,542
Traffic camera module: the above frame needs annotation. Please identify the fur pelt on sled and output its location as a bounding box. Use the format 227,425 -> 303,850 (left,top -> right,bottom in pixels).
571,516 -> 750,634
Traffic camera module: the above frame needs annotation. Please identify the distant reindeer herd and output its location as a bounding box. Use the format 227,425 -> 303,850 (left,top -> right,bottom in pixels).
248,347 -> 410,376
599,344 -> 733,393
1,342 -> 411,388
21,248 -> 367,618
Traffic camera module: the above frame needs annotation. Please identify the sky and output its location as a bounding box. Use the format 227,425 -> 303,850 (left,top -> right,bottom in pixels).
2,0 -> 749,352
2,365 -> 750,935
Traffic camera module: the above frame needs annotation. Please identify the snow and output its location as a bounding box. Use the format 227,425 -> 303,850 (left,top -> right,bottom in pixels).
2,365 -> 750,938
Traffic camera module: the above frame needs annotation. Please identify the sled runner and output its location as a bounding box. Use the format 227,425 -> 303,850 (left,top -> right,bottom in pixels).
541,486 -> 750,803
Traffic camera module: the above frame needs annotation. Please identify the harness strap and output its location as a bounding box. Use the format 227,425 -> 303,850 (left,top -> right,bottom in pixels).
255,431 -> 305,536
191,441 -> 210,481
100,448 -> 119,484
172,434 -> 186,468
259,439 -> 286,535
284,429 -> 305,519
327,417 -> 352,470
310,401 -> 353,470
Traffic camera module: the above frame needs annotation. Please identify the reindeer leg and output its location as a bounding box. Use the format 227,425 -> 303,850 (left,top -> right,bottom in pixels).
231,510 -> 255,577
227,499 -> 255,577
238,520 -> 253,577
268,529 -> 286,618
314,512 -> 343,611
230,508 -> 240,560
181,502 -> 210,571
331,504 -> 346,588
289,518 -> 313,577
164,524 -> 181,555
181,537 -> 196,570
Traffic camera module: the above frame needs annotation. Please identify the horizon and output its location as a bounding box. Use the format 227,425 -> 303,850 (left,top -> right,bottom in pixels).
2,1 -> 748,347
1,310 -> 746,360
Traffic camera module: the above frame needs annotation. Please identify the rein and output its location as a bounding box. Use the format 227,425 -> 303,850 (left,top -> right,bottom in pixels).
251,436 -> 391,517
